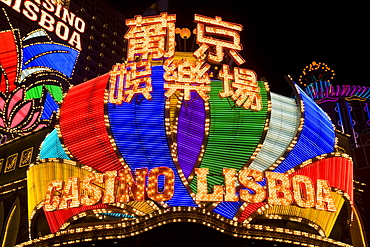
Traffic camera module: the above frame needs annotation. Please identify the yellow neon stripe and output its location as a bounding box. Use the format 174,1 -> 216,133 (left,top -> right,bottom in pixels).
350,205 -> 368,246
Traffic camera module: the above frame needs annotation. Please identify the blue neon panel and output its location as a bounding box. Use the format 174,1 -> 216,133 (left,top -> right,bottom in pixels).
41,93 -> 59,120
39,129 -> 70,160
22,43 -> 78,78
213,201 -> 243,219
273,84 -> 335,173
107,65 -> 197,207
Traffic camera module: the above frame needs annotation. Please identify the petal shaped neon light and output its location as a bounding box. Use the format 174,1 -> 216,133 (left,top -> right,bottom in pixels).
248,92 -> 299,172
39,129 -> 70,160
176,91 -> 206,178
59,74 -> 124,172
22,43 -> 78,78
0,30 -> 19,93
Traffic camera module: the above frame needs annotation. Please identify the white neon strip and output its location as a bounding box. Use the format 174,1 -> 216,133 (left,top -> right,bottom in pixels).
22,30 -> 48,41
20,67 -> 47,82
248,92 -> 299,172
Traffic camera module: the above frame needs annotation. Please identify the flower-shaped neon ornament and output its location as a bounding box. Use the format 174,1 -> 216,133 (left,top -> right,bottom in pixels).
0,28 -> 79,140
0,87 -> 47,137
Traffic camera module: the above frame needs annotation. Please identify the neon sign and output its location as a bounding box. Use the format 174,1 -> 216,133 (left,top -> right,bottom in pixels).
23,12 -> 354,245
109,13 -> 262,110
43,167 -> 336,212
1,0 -> 85,50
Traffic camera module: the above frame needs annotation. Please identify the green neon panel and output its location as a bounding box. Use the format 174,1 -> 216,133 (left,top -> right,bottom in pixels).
190,80 -> 269,192
26,85 -> 63,102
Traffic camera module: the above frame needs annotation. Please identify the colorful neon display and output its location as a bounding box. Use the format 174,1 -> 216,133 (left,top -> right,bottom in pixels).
0,25 -> 79,140
189,79 -> 268,192
19,12 -> 355,247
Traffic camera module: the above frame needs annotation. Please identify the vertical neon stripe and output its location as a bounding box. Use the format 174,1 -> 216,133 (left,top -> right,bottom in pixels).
190,79 -> 269,196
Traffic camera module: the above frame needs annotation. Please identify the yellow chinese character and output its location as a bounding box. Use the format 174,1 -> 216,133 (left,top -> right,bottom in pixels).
109,62 -> 152,104
193,14 -> 245,65
163,58 -> 211,101
218,64 -> 261,111
125,13 -> 176,62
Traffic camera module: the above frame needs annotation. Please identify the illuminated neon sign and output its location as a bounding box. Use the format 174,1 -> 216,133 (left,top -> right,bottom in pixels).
24,12 -> 353,245
108,13 -> 262,110
43,167 -> 336,212
1,0 -> 85,50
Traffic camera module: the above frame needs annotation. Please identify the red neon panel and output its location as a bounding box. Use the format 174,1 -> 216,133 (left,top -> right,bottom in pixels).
0,30 -> 18,93
44,203 -> 108,233
289,156 -> 353,201
59,74 -> 124,172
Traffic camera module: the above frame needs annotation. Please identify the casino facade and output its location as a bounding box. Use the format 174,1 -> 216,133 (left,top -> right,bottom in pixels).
0,1 -> 368,246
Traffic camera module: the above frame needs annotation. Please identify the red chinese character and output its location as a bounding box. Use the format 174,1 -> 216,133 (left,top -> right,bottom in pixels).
109,61 -> 152,104
193,14 -> 245,65
125,13 -> 176,62
218,64 -> 261,111
163,58 -> 211,101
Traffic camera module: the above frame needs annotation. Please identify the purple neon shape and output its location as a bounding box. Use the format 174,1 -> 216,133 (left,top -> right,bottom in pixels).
177,92 -> 206,178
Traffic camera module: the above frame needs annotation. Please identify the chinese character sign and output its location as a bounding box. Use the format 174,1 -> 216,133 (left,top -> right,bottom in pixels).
109,62 -> 152,104
110,13 -> 261,110
193,14 -> 245,65
219,64 -> 262,111
163,58 -> 211,101
125,13 -> 176,62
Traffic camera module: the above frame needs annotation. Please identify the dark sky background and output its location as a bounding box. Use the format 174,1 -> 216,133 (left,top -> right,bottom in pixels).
106,0 -> 368,96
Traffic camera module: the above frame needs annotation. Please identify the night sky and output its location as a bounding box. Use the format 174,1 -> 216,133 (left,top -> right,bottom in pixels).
107,0 -> 368,96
